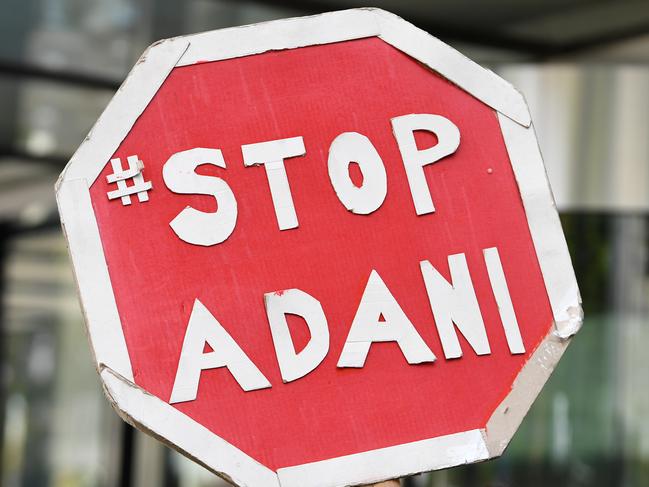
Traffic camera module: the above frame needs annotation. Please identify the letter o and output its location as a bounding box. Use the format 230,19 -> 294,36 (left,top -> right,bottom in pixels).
327,132 -> 388,214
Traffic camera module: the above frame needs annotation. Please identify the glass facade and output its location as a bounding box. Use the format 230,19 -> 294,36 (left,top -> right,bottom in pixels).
1,1 -> 648,486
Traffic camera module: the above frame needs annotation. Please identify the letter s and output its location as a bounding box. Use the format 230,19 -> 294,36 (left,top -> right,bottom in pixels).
162,148 -> 237,246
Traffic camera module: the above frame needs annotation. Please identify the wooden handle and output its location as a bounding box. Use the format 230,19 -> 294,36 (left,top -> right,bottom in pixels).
366,481 -> 400,487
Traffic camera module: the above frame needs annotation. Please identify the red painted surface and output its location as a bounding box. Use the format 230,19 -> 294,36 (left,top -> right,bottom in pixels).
89,37 -> 554,470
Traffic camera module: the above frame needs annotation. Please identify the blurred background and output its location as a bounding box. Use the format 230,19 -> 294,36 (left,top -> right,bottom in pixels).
1,1 -> 648,486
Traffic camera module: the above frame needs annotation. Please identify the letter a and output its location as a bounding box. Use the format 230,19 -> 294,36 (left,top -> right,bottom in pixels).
169,299 -> 271,404
338,270 -> 436,368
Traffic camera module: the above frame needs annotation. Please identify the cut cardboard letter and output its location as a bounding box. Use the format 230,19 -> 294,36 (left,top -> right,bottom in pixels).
391,114 -> 460,215
264,289 -> 329,383
327,132 -> 387,214
420,254 -> 490,359
170,299 -> 271,404
338,270 -> 436,368
483,247 -> 525,354
242,137 -> 306,230
162,148 -> 237,246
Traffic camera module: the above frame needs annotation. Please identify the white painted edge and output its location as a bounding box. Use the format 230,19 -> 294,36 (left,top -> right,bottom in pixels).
55,178 -> 133,381
177,9 -> 381,67
101,366 -> 279,487
174,8 -> 530,127
497,114 -> 583,340
277,430 -> 488,487
373,10 -> 531,127
55,8 -> 580,486
479,114 -> 583,457
56,37 -> 190,188
484,332 -> 569,456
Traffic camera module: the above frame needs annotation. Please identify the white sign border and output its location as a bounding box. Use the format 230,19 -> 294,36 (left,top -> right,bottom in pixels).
56,8 -> 582,487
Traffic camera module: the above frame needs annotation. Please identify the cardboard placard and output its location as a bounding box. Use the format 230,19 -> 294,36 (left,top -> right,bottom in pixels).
57,9 -> 581,487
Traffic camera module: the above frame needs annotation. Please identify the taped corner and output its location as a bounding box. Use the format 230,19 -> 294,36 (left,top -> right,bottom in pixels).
553,304 -> 584,340
100,366 -> 280,487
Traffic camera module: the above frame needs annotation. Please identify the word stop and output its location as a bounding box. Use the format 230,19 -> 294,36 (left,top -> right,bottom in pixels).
161,113 -> 460,246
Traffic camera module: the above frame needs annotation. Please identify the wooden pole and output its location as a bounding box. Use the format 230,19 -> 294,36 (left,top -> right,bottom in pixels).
367,481 -> 400,487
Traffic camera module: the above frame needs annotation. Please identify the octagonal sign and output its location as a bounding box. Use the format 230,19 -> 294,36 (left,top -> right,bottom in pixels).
56,9 -> 583,487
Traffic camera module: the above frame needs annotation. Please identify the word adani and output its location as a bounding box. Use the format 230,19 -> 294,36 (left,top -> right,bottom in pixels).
169,247 -> 525,405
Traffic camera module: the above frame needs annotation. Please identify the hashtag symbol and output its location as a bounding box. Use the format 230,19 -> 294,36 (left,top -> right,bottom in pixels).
106,155 -> 152,205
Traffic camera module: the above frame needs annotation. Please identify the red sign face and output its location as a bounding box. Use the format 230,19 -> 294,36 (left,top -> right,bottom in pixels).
58,9 -> 581,487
